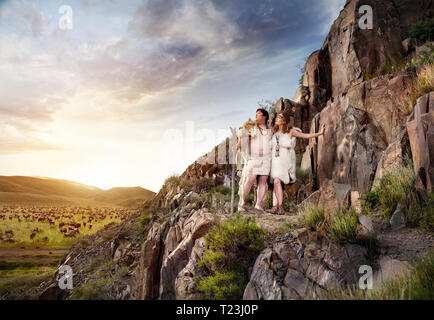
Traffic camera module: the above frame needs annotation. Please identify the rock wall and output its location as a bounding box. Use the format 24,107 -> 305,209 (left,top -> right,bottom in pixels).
406,92 -> 434,194
303,0 -> 432,104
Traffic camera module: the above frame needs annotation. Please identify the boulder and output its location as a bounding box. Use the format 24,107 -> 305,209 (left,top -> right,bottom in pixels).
319,181 -> 351,215
358,214 -> 374,233
292,86 -> 310,105
303,49 -> 331,109
159,210 -> 220,299
406,92 -> 434,195
244,237 -> 368,300
373,130 -> 410,187
296,189 -> 321,212
174,237 -> 207,300
306,0 -> 431,100
390,205 -> 406,231
402,38 -> 423,55
373,256 -> 411,289
133,221 -> 169,300
301,73 -> 412,203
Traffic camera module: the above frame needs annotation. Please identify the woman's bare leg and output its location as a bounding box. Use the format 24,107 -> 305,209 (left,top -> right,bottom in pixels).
255,175 -> 268,210
273,178 -> 283,207
272,189 -> 278,207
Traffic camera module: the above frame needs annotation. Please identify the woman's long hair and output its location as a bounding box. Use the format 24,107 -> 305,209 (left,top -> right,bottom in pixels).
273,112 -> 293,134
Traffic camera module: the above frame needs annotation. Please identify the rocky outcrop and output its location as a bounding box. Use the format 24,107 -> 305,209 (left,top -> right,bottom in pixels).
300,73 -> 414,212
406,92 -> 434,195
302,0 -> 432,106
131,208 -> 223,300
243,231 -> 368,300
273,97 -> 317,154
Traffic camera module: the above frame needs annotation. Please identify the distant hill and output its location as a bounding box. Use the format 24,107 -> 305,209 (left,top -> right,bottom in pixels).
0,176 -> 155,208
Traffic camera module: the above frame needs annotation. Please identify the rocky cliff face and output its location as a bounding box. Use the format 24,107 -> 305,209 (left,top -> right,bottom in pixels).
303,0 -> 433,106
38,0 -> 433,300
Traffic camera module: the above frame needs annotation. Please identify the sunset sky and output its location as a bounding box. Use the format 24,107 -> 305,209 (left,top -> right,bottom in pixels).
0,0 -> 345,192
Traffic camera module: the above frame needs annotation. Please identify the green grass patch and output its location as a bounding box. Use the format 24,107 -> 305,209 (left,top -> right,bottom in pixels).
196,268 -> 246,300
137,212 -> 152,235
0,261 -> 57,299
410,18 -> 434,42
301,204 -> 325,231
325,252 -> 434,300
362,162 -> 433,231
362,163 -> 415,218
300,205 -> 378,255
210,185 -> 231,196
71,259 -> 129,300
326,208 -> 359,244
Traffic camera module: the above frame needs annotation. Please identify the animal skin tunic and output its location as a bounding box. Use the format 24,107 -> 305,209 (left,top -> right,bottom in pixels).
270,129 -> 300,185
245,126 -> 272,176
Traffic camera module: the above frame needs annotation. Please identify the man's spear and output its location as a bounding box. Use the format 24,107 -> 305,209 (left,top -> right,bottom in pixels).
229,127 -> 238,214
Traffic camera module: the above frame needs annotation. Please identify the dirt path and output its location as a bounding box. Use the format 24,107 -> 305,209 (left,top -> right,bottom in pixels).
371,216 -> 434,261
0,247 -> 69,264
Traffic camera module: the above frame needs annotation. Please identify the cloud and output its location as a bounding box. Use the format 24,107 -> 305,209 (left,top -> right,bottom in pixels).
82,0 -> 115,10
117,0 -> 347,100
0,0 -> 347,154
0,134 -> 66,154
317,0 -> 347,34
13,0 -> 51,37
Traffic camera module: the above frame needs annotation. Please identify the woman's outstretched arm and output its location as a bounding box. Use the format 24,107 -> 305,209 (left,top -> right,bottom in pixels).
290,124 -> 325,140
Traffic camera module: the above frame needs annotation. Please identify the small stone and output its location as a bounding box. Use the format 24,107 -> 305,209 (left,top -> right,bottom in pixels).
358,214 -> 374,232
390,206 -> 405,231
291,228 -> 307,238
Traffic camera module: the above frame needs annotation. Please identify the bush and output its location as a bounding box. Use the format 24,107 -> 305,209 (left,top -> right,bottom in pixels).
195,269 -> 246,300
71,260 -> 128,300
301,204 -> 325,231
70,278 -> 112,300
263,192 -> 273,210
196,214 -> 266,299
199,214 -> 266,272
326,208 -> 359,244
179,178 -> 193,192
245,193 -> 255,206
191,193 -> 211,210
282,197 -> 296,213
164,174 -> 181,187
211,185 -> 231,196
399,63 -> 434,115
137,213 -> 151,226
383,54 -> 407,74
361,188 -> 380,213
301,205 -> 376,247
405,193 -> 434,231
362,164 -> 415,219
193,177 -> 215,193
410,18 -> 434,42
137,213 -> 152,234
362,162 -> 433,231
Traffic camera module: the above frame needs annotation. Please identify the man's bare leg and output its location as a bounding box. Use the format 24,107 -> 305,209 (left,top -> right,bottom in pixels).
239,174 -> 257,211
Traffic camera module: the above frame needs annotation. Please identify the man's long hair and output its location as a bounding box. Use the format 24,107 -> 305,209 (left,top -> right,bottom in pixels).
256,108 -> 269,128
